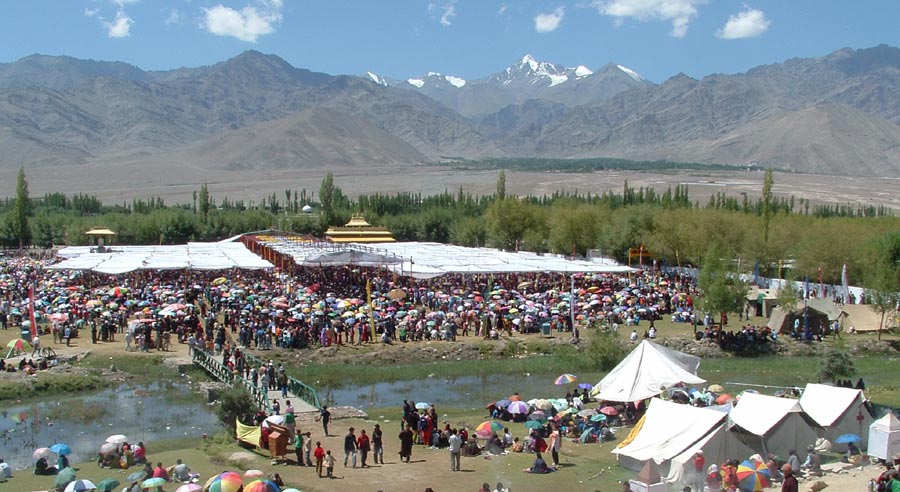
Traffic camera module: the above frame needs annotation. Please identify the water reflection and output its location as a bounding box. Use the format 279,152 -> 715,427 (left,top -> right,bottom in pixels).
0,382 -> 217,470
325,372 -> 603,413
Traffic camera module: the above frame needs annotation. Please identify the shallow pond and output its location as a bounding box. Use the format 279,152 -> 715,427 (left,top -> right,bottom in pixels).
322,371 -> 605,414
0,382 -> 217,470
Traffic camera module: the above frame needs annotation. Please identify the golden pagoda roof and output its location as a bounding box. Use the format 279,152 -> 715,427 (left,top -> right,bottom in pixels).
84,227 -> 117,236
325,214 -> 395,243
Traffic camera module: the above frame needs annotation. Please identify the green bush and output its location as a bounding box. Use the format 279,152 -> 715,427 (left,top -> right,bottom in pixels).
585,330 -> 628,371
817,348 -> 856,383
215,386 -> 255,432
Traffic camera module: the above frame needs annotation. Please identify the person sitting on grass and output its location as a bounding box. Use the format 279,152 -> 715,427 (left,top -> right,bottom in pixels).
523,451 -> 553,474
34,456 -> 57,475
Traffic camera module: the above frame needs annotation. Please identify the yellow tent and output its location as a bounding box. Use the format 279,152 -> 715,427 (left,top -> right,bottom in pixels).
236,418 -> 261,448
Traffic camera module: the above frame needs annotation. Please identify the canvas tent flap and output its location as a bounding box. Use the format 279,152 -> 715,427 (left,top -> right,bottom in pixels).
799,383 -> 865,427
729,393 -> 803,436
613,399 -> 726,464
594,340 -> 706,403
665,423 -> 756,486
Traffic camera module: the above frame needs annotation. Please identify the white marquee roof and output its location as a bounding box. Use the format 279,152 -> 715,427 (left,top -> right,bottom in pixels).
252,236 -> 636,278
49,242 -> 273,274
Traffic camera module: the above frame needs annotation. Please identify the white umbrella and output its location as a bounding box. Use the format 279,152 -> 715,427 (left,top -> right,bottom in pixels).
99,442 -> 118,455
261,414 -> 285,428
64,479 -> 98,492
244,469 -> 265,478
105,434 -> 128,445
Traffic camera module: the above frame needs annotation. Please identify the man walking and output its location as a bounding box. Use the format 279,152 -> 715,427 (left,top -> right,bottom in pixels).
372,424 -> 384,465
448,428 -> 462,471
343,427 -> 358,468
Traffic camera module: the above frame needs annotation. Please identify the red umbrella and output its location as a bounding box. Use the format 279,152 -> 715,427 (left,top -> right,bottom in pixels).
716,394 -> 733,405
599,406 -> 618,416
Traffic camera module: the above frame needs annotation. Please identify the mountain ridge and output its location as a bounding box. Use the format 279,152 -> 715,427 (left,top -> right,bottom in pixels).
0,46 -> 898,177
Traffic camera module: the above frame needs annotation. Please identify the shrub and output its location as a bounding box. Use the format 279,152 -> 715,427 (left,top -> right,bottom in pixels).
817,348 -> 856,383
215,386 -> 255,432
585,330 -> 628,371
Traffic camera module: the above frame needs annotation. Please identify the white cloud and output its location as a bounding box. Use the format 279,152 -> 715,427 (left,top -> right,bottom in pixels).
534,7 -> 565,33
104,11 -> 133,38
164,8 -> 183,26
592,0 -> 707,38
716,7 -> 769,39
498,4 -> 508,15
429,1 -> 457,27
84,7 -> 100,18
201,1 -> 283,42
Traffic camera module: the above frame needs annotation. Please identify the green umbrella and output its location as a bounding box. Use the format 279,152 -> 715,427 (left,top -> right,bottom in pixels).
524,420 -> 544,430
97,478 -> 121,492
55,467 -> 77,489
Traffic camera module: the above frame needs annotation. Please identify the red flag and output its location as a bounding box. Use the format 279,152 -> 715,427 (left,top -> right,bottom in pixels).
28,284 -> 37,337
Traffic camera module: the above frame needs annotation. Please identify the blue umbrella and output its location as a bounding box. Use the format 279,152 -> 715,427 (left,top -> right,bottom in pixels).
835,433 -> 861,444
577,383 -> 594,390
50,443 -> 72,455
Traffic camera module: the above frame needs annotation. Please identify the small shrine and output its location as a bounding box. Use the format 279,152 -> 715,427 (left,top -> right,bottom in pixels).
325,214 -> 395,243
85,227 -> 117,252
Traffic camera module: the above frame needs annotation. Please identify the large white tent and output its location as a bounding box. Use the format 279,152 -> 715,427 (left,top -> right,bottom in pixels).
665,421 -> 756,487
799,383 -> 873,449
593,340 -> 706,403
249,235 -> 637,278
728,392 -> 819,457
867,413 -> 900,461
614,399 -> 728,471
49,243 -> 273,274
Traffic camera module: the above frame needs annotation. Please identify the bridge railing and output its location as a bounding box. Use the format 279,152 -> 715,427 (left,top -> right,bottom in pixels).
192,349 -> 269,411
242,352 -> 321,409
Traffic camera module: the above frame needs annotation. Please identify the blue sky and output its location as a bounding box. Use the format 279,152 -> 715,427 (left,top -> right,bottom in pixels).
2,1 -> 899,83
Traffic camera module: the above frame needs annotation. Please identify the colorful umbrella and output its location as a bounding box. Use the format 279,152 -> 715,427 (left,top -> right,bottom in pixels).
243,480 -> 280,492
716,394 -> 733,405
207,472 -> 243,492
63,479 -> 97,492
175,485 -> 203,492
507,401 -> 529,415
590,413 -> 608,422
554,373 -> 577,385
474,420 -> 504,436
736,459 -> 771,492
96,478 -> 121,492
141,477 -> 166,488
524,420 -> 544,430
6,338 -> 31,352
33,447 -> 52,460
50,443 -> 72,455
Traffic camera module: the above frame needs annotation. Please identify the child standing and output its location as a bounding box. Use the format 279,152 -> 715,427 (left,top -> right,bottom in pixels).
325,450 -> 335,478
314,441 -> 325,478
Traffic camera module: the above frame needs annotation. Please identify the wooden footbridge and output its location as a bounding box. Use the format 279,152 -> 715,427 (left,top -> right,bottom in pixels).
192,349 -> 321,413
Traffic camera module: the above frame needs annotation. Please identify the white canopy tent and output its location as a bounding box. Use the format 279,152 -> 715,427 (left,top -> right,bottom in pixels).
728,392 -> 819,457
50,243 -> 273,274
249,236 -> 636,278
665,421 -> 756,487
867,413 -> 900,461
799,383 -> 873,450
614,399 -> 728,472
593,340 -> 706,403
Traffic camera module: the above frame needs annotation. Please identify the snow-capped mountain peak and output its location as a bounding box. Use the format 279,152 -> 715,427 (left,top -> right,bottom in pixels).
574,65 -> 593,78
616,64 -> 644,82
407,78 -> 425,88
365,71 -> 389,86
444,75 -> 466,88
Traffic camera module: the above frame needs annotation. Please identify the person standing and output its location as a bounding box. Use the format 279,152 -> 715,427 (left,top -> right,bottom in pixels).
448,428 -> 462,471
318,406 -> 331,436
294,430 -> 305,466
357,428 -> 371,467
343,427 -> 358,468
548,423 -> 561,469
303,432 -> 313,467
781,464 -> 798,492
372,424 -> 384,465
314,441 -> 325,478
399,422 -> 414,463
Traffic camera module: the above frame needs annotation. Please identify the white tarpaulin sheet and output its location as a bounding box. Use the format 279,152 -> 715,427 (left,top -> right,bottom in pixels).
593,340 -> 705,403
249,237 -> 636,278
50,243 -> 272,273
614,398 -> 726,464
